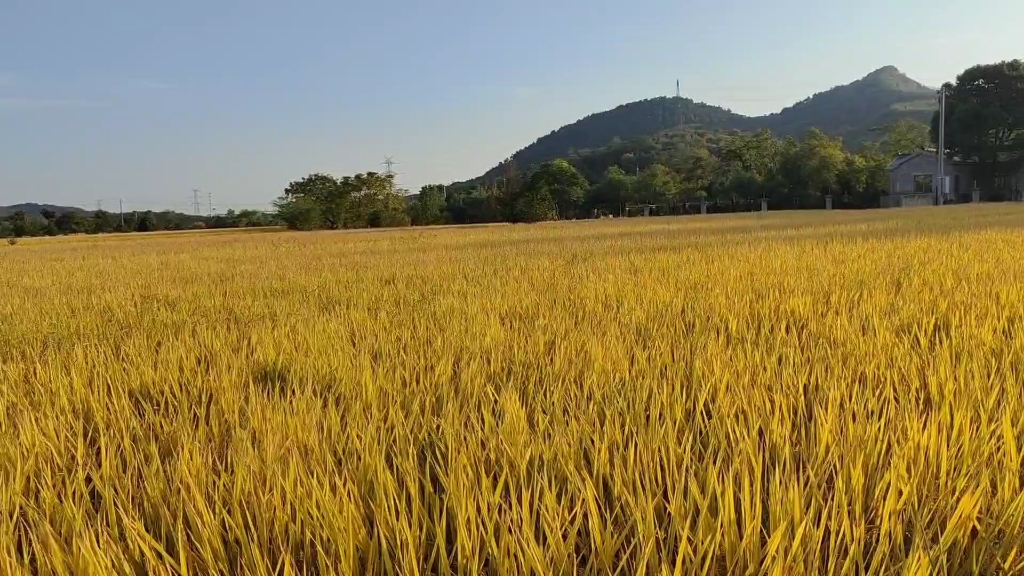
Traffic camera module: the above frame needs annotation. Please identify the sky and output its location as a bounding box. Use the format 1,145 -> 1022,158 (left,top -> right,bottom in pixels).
1,0 -> 1022,212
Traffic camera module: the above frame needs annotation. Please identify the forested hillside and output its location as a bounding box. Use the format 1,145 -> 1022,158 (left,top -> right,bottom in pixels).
757,65 -> 936,144
467,66 -> 937,186
478,97 -> 752,182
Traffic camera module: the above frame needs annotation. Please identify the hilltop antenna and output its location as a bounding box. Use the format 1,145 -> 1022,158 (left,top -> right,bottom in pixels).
676,79 -> 680,98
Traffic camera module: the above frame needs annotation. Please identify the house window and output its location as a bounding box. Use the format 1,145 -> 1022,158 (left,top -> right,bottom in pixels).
913,174 -> 933,194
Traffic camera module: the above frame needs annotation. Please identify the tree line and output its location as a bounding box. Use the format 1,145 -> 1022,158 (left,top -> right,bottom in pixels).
1,208 -> 277,239
270,122 -> 928,231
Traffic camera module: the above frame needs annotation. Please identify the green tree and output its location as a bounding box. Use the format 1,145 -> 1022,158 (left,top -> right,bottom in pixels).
281,173 -> 349,229
514,186 -> 557,223
799,129 -> 846,197
680,147 -> 718,198
235,209 -> 269,227
135,212 -> 156,232
274,195 -> 323,230
55,211 -> 86,234
90,210 -> 117,234
411,185 -> 447,226
345,172 -> 410,228
588,166 -> 635,215
880,119 -> 931,156
521,159 -> 589,219
6,211 -> 29,237
635,163 -> 679,206
933,60 -> 1024,195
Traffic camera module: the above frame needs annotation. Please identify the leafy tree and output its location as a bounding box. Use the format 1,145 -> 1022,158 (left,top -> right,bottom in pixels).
411,185 -> 447,226
55,212 -> 85,234
91,210 -> 117,234
274,195 -> 323,231
635,163 -> 679,206
6,211 -> 29,237
282,173 -> 349,229
497,161 -> 524,222
514,185 -> 557,223
39,209 -> 57,224
932,60 -> 1024,195
680,147 -> 720,201
345,172 -> 410,228
798,129 -> 846,196
588,166 -> 634,215
131,211 -> 155,232
880,119 -> 931,156
235,209 -> 270,227
521,159 -> 589,219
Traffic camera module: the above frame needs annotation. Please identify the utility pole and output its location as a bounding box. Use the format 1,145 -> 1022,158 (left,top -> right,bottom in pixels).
192,189 -> 201,215
938,87 -> 947,204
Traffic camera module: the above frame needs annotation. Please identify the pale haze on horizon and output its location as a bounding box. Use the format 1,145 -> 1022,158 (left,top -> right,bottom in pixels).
1,0 -> 1021,211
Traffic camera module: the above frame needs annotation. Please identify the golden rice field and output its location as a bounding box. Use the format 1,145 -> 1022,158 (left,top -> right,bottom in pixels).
2,205 -> 1024,575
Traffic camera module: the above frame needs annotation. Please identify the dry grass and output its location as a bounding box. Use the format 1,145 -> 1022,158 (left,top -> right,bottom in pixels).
2,205 -> 1024,575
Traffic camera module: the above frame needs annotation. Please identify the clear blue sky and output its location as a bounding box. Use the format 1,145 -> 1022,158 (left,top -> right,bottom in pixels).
1,0 -> 1021,211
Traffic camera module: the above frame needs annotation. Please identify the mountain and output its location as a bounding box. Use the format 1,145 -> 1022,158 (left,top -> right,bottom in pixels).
0,203 -> 91,218
755,65 -> 937,144
477,97 -> 753,182
464,66 -> 937,184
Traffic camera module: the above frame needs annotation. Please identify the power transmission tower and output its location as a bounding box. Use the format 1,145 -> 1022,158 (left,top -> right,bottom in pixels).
207,191 -> 213,217
96,199 -> 103,212
382,156 -> 400,192
192,189 -> 202,215
119,198 -> 124,228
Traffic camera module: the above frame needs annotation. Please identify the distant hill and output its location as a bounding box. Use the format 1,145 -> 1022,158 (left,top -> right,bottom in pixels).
0,203 -> 90,218
464,66 -> 937,184
478,97 -> 753,182
755,65 -> 937,144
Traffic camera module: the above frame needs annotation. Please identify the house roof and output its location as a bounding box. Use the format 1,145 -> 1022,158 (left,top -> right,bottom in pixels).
887,153 -> 926,172
887,151 -> 976,172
